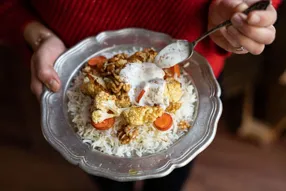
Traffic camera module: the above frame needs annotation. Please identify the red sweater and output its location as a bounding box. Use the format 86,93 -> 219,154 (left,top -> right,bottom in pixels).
0,0 -> 282,77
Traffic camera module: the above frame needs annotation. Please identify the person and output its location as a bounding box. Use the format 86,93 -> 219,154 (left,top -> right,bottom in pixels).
0,0 -> 281,191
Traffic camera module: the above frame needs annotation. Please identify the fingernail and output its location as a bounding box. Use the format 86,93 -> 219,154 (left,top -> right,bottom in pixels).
248,14 -> 260,24
47,79 -> 60,92
232,13 -> 246,27
236,3 -> 249,12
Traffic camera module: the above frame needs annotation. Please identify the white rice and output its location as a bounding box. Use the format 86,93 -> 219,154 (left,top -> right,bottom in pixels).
67,49 -> 197,157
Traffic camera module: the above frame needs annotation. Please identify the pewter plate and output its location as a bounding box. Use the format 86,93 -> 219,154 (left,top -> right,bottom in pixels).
41,28 -> 222,182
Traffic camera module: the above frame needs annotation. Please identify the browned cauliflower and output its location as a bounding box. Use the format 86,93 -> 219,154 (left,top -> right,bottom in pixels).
116,93 -> 131,108
81,81 -> 105,98
165,77 -> 182,102
91,110 -> 116,123
122,106 -> 164,126
92,91 -> 125,123
94,91 -> 124,115
166,102 -> 182,113
80,76 -> 106,98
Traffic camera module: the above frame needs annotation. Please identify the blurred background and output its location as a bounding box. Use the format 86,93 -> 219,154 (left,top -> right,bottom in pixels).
1,2 -> 286,191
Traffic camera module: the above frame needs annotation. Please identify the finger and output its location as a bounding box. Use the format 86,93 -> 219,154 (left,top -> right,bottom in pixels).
218,1 -> 248,17
235,2 -> 249,12
220,27 -> 249,54
30,59 -> 44,100
231,13 -> 276,44
209,0 -> 245,29
222,28 -> 241,48
30,77 -> 43,101
247,5 -> 277,27
227,26 -> 265,55
33,53 -> 61,92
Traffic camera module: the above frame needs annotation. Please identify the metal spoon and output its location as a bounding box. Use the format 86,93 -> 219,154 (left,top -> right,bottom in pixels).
155,0 -> 270,68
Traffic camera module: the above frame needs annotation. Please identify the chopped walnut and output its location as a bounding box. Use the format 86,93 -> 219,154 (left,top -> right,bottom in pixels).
117,125 -> 138,144
105,78 -> 123,94
122,83 -> 131,92
98,54 -> 130,98
127,48 -> 158,63
106,64 -> 116,74
113,74 -> 123,82
142,48 -> 158,62
104,75 -> 131,107
109,53 -> 128,66
178,121 -> 191,130
99,49 -> 158,77
166,102 -> 182,113
100,53 -> 128,75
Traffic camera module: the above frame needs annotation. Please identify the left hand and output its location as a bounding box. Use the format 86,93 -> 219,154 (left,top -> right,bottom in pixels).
208,0 -> 277,55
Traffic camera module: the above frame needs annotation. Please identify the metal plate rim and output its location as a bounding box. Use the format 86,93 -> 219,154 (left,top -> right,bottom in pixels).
41,28 -> 222,181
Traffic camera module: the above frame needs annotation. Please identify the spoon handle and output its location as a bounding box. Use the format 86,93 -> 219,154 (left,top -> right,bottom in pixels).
192,0 -> 270,46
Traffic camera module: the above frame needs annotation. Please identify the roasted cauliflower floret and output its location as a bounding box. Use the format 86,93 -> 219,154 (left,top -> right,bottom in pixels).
81,78 -> 106,98
91,110 -> 116,123
91,91 -> 126,123
165,77 -> 182,102
166,102 -> 182,113
94,91 -> 124,115
122,106 -> 164,126
116,93 -> 131,108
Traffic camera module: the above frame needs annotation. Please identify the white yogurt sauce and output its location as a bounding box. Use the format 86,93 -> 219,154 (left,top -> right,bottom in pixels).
154,40 -> 190,68
138,79 -> 169,109
119,63 -> 165,104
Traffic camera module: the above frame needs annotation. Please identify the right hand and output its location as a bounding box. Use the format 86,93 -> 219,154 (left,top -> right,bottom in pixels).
30,35 -> 66,100
208,0 -> 277,55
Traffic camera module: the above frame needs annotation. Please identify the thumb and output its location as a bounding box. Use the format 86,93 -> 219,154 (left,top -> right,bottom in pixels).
234,2 -> 249,12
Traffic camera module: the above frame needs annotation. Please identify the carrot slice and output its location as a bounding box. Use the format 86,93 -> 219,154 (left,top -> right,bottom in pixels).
154,113 -> 173,131
172,64 -> 180,77
88,56 -> 107,70
136,90 -> 145,103
91,118 -> 115,130
164,65 -> 180,78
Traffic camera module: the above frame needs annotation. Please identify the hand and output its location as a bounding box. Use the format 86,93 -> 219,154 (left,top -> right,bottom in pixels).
208,0 -> 277,55
30,35 -> 66,100
24,21 -> 66,100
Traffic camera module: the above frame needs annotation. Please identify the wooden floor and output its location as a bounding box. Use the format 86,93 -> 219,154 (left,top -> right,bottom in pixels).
0,47 -> 286,191
185,124 -> 286,191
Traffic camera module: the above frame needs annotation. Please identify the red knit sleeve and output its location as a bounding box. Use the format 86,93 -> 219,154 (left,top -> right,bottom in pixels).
0,0 -> 36,44
272,0 -> 282,9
